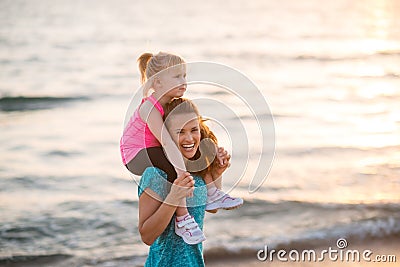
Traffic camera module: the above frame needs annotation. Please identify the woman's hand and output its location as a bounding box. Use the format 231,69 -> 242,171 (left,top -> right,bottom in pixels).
138,172 -> 195,245
169,172 -> 195,202
212,147 -> 231,178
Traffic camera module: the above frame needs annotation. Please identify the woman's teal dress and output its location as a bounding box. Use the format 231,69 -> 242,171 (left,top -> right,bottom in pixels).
138,167 -> 207,267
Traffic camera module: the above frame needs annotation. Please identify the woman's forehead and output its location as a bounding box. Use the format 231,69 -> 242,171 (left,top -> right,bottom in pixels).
167,113 -> 198,128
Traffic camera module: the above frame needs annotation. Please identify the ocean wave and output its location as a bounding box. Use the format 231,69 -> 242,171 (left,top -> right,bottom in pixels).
0,254 -> 73,265
282,146 -> 365,156
1,226 -> 54,241
0,176 -> 53,192
1,198 -> 398,264
232,112 -> 286,121
241,199 -> 400,213
204,215 -> 400,260
206,50 -> 400,64
0,253 -> 146,267
377,50 -> 400,56
294,55 -> 362,62
203,199 -> 400,259
204,51 -> 363,62
0,96 -> 89,112
279,215 -> 400,251
364,73 -> 400,79
282,145 -> 400,157
44,150 -> 82,157
334,72 -> 400,80
292,50 -> 400,62
0,212 -> 131,246
0,175 -> 93,192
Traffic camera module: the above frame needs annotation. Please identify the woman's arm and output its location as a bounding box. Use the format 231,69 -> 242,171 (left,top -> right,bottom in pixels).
138,190 -> 178,245
138,172 -> 194,245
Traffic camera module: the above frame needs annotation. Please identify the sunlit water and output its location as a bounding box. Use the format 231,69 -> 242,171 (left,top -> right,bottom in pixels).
1,0 -> 399,265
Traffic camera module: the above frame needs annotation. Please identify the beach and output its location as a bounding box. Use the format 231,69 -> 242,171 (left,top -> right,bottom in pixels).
206,237 -> 400,267
2,237 -> 398,266
1,0 -> 400,265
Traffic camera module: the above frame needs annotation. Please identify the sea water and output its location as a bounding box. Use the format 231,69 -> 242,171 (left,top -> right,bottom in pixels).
1,0 -> 399,265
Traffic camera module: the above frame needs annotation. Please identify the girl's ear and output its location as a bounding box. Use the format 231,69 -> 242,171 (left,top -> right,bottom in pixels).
153,77 -> 162,91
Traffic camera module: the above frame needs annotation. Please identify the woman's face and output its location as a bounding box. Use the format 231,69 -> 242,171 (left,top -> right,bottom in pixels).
166,113 -> 200,159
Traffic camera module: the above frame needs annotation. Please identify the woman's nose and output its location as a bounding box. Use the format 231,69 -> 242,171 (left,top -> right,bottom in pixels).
184,132 -> 193,141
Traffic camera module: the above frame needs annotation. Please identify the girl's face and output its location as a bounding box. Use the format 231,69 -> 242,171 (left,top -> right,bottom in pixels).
167,113 -> 200,159
157,65 -> 187,99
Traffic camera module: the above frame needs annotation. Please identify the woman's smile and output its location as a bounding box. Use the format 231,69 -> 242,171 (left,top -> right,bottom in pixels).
181,143 -> 195,152
166,113 -> 200,159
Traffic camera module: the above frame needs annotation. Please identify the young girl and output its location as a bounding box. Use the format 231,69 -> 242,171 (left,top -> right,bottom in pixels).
120,52 -> 242,245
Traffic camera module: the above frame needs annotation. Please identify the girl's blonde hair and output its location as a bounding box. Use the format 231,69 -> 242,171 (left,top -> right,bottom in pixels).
137,52 -> 185,84
164,98 -> 219,177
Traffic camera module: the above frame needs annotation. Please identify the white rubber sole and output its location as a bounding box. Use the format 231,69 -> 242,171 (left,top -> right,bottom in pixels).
205,198 -> 244,211
176,231 -> 206,245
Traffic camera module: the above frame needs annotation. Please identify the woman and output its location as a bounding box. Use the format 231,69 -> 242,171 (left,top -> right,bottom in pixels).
137,98 -> 232,266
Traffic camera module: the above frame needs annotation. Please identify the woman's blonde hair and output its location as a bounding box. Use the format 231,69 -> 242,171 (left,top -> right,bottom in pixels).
137,52 -> 185,84
164,98 -> 219,177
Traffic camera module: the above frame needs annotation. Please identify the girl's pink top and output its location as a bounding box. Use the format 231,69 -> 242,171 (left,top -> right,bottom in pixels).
120,95 -> 164,165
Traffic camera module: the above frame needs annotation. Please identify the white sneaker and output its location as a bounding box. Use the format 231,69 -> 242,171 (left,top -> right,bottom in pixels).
175,215 -> 206,245
206,188 -> 243,212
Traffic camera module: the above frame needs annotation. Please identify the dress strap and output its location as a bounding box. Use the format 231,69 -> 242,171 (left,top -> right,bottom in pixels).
146,95 -> 165,116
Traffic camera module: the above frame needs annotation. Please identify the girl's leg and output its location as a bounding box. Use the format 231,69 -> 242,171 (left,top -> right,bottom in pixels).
126,147 -> 177,183
127,147 -> 190,212
204,171 -> 243,212
176,204 -> 188,216
212,174 -> 222,189
203,172 -> 221,190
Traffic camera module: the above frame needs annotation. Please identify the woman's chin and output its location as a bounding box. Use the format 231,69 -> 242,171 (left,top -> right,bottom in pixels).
181,151 -> 196,159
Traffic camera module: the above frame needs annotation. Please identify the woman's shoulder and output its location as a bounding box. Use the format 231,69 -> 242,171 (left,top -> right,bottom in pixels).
138,167 -> 169,198
142,166 -> 167,178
